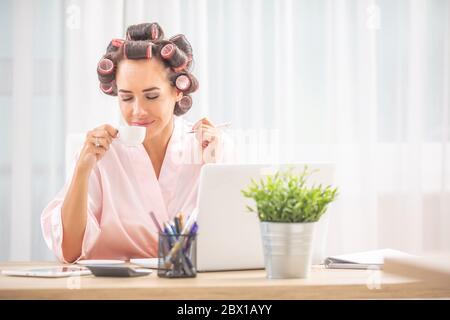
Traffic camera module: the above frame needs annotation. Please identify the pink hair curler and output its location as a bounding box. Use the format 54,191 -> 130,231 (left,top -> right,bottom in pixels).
175,73 -> 198,93
126,23 -> 164,41
100,82 -> 114,94
169,34 -> 193,56
178,95 -> 192,111
124,41 -> 153,60
161,43 -> 175,59
169,34 -> 193,70
146,42 -> 153,59
173,58 -> 190,72
161,44 -> 189,70
175,75 -> 191,91
107,39 -> 124,52
97,58 -> 114,75
151,23 -> 159,40
111,39 -> 125,48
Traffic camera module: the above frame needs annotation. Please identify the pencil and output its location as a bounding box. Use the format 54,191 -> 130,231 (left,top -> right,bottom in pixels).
178,212 -> 185,231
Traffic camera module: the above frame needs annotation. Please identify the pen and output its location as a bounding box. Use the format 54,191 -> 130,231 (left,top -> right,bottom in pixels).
189,221 -> 198,235
180,222 -> 198,275
166,221 -> 177,238
183,222 -> 198,255
163,209 -> 199,268
163,222 -> 177,247
181,208 -> 198,235
149,211 -> 163,233
180,253 -> 193,276
174,216 -> 182,234
159,228 -> 172,256
187,122 -> 231,133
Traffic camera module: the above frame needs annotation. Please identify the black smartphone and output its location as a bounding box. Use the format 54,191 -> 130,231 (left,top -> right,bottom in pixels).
84,265 -> 152,277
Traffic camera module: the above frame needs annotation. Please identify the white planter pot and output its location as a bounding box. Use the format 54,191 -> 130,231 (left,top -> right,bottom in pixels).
260,221 -> 316,279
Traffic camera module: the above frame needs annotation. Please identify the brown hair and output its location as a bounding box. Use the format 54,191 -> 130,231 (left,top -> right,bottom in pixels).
97,22 -> 199,116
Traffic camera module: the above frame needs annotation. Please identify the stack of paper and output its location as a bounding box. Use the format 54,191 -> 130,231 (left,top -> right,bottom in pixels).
324,248 -> 415,269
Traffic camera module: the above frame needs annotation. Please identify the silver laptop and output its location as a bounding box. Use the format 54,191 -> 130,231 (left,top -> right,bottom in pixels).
196,163 -> 335,272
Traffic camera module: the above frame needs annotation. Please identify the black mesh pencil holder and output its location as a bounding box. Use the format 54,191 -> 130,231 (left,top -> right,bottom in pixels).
158,232 -> 197,278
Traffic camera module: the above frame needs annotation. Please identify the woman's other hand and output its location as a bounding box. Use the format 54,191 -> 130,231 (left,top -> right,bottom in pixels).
191,117 -> 223,163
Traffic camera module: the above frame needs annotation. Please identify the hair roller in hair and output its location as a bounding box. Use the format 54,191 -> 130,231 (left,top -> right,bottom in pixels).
172,60 -> 189,73
150,23 -> 160,40
124,41 -> 153,59
106,39 -> 125,52
175,74 -> 191,91
126,22 -> 164,41
160,44 -> 189,70
97,58 -> 114,75
172,54 -> 191,72
174,73 -> 199,94
100,82 -> 114,94
97,58 -> 115,83
112,39 -> 124,48
161,43 -> 175,59
169,35 -> 193,70
178,95 -> 192,111
169,34 -> 193,56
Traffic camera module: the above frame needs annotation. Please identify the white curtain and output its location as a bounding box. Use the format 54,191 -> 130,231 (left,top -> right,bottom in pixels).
1,0 -> 449,261
0,0 -> 65,261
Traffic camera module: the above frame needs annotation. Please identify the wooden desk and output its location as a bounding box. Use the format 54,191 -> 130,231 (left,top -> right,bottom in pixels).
0,262 -> 449,299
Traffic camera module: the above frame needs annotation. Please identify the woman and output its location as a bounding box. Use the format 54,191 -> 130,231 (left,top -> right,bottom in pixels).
41,22 -> 232,263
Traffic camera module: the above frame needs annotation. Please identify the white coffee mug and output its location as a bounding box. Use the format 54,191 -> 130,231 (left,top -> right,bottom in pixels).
117,125 -> 146,147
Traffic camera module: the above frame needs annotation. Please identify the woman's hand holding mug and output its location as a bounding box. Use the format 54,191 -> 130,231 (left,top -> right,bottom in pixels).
76,124 -> 118,172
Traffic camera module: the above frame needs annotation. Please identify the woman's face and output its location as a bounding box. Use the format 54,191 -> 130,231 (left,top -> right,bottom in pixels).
116,58 -> 182,137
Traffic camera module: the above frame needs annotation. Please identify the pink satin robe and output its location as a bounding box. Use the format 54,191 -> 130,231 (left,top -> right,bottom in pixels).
41,116 -> 233,263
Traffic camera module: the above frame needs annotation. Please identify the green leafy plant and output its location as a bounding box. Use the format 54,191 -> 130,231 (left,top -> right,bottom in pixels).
241,166 -> 339,223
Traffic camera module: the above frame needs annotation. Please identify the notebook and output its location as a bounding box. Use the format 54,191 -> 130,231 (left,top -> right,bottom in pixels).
324,248 -> 415,270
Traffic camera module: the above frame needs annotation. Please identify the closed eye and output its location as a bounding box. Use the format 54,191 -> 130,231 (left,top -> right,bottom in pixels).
120,96 -> 158,102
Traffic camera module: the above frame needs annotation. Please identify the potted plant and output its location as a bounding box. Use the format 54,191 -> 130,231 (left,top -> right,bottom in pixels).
241,166 -> 338,279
